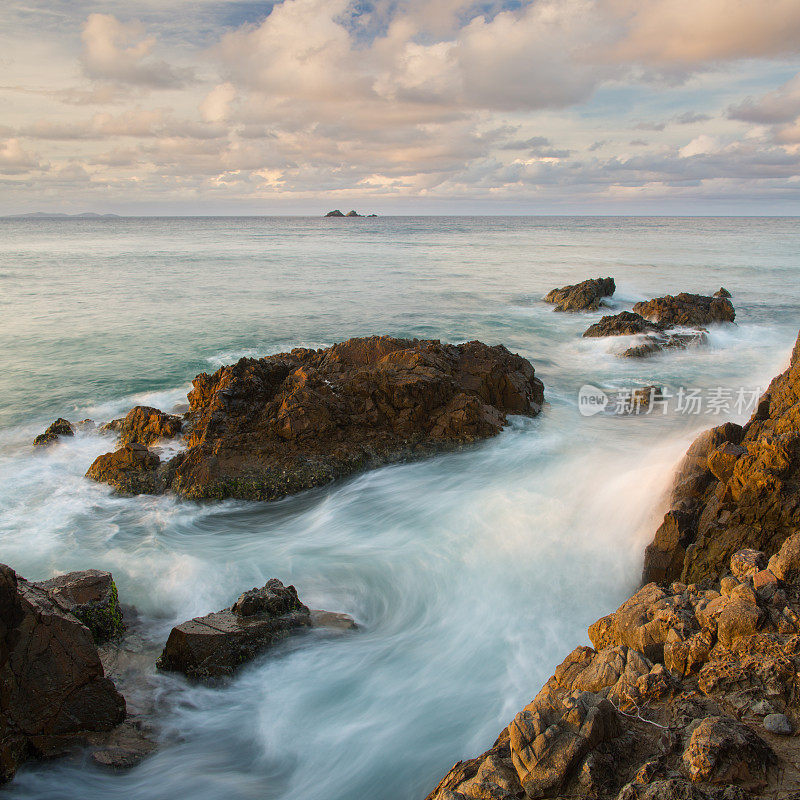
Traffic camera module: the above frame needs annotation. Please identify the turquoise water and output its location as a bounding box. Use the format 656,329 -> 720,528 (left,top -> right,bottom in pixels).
1,216 -> 798,799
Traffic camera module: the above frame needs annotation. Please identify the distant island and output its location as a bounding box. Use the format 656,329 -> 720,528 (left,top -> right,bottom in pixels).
4,212 -> 120,219
324,210 -> 377,217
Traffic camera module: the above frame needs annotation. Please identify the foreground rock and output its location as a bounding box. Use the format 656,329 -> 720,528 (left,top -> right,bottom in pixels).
544,277 -> 615,312
87,336 -> 544,500
36,570 -> 125,643
33,418 -> 74,446
0,564 -> 127,783
426,332 -> 800,800
643,329 -> 800,586
426,541 -> 800,800
157,579 -> 355,679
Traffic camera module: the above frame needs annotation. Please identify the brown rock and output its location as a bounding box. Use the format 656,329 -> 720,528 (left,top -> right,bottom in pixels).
86,442 -> 162,494
620,331 -> 707,359
730,549 -> 767,581
767,532 -> 800,582
0,564 -> 126,783
544,277 -> 615,312
682,716 -> 773,783
632,292 -> 736,326
157,579 -> 352,679
583,311 -> 662,338
87,337 -> 544,501
33,418 -> 74,447
117,406 -> 182,447
707,442 -> 747,484
35,570 -> 124,643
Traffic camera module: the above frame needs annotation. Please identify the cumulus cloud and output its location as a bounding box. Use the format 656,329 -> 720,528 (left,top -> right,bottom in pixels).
728,72 -> 800,124
81,13 -> 195,88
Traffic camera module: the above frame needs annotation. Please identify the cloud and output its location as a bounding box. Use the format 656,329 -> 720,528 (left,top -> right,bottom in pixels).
0,139 -> 44,174
81,13 -> 195,88
728,72 -> 800,124
604,0 -> 800,67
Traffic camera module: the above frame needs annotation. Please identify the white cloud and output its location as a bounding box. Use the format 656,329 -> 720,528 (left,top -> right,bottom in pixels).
81,13 -> 195,88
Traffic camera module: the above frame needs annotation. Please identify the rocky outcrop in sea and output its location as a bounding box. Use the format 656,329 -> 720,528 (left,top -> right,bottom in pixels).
544,277 -> 616,312
425,329 -> 800,800
85,336 -> 544,501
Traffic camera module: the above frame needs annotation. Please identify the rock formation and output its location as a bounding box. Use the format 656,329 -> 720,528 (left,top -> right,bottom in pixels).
643,329 -> 800,586
426,330 -> 800,800
582,291 -> 734,358
33,418 -> 74,446
0,564 -> 127,783
325,209 -> 345,217
633,293 -> 735,327
86,336 -> 544,500
35,570 -> 125,643
544,277 -> 616,312
426,541 -> 800,800
157,579 -> 355,679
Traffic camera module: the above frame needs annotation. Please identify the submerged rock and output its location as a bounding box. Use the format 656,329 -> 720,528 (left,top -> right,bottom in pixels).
157,579 -> 355,679
620,330 -> 707,359
0,564 -> 126,783
544,277 -> 615,312
33,418 -> 74,447
86,336 -> 544,501
632,292 -> 735,327
35,570 -> 125,643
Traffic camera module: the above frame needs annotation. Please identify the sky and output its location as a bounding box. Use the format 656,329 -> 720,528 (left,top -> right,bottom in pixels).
1,0 -> 800,215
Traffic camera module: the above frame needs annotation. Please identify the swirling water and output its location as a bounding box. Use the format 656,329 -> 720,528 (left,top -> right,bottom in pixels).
1,216 -> 799,799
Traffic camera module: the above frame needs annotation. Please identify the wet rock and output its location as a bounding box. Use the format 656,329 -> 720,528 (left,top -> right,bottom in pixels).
583,311 -> 661,338
763,713 -> 792,735
620,331 -> 707,359
35,570 -> 124,643
0,564 -> 126,783
682,716 -> 773,783
544,277 -> 615,312
86,442 -> 162,494
87,336 -> 544,501
117,406 -> 182,447
157,580 -> 353,679
714,287 -> 732,298
33,418 -> 74,447
632,293 -> 736,327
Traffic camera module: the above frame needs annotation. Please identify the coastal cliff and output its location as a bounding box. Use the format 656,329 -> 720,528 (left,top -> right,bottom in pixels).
425,330 -> 800,800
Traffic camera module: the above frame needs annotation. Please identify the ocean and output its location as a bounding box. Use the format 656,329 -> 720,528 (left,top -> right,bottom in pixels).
1,216 -> 799,799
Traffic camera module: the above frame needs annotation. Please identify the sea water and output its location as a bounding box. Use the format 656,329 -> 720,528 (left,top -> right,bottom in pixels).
0,216 -> 798,799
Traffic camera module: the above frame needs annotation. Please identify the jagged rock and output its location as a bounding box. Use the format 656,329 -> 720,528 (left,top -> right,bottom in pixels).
583,312 -> 662,338
509,691 -> 621,798
324,209 -> 345,217
767,532 -> 800,582
117,406 -> 182,447
544,277 -> 615,312
35,570 -> 124,643
763,713 -> 792,735
682,716 -> 773,783
632,293 -> 736,326
616,778 -> 711,800
157,579 -> 354,679
730,550 -> 766,581
33,418 -> 74,447
641,328 -> 800,585
86,442 -> 163,495
86,336 -> 544,501
707,443 -> 747,484
345,210 -> 361,217
714,288 -> 732,299
0,564 -> 126,783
